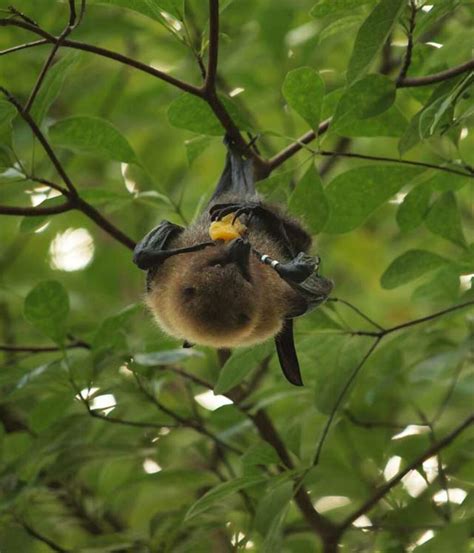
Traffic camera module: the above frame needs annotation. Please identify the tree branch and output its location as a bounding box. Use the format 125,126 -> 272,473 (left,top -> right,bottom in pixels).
265,119 -> 331,175
0,88 -> 136,250
0,201 -> 73,216
0,18 -> 202,96
340,413 -> 474,530
0,15 -> 266,173
205,0 -> 219,92
398,59 -> 474,88
1,87 -> 78,196
268,59 -> 474,173
24,0 -> 80,113
397,0 -> 417,85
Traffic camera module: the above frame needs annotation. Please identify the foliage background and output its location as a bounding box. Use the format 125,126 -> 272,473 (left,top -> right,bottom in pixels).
0,0 -> 473,551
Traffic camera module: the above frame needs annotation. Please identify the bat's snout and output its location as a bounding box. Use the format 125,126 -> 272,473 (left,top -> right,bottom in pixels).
225,238 -> 251,282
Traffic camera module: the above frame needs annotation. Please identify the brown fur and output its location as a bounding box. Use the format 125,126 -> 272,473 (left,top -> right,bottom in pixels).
146,197 -> 311,348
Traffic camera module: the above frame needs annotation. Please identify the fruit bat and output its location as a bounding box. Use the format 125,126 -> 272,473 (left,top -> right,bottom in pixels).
133,138 -> 333,386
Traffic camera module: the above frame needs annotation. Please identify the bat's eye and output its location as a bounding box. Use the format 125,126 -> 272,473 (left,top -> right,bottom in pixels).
237,313 -> 250,325
208,259 -> 223,268
183,287 -> 196,299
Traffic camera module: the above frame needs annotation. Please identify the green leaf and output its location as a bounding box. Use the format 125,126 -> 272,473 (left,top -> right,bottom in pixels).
19,196 -> 67,233
398,77 -> 467,155
185,476 -> 266,520
214,342 -> 274,394
413,522 -> 470,553
324,165 -> 423,233
289,163 -> 329,234
185,136 -> 212,165
30,52 -> 81,125
282,67 -> 325,131
398,109 -> 423,155
310,0 -> 372,18
92,304 -> 140,360
134,349 -> 203,366
413,266 -> 461,304
49,116 -> 138,163
333,75 -> 396,135
0,99 -> 17,169
347,0 -> 405,84
317,15 -> 364,44
330,76 -> 405,136
94,0 -> 183,21
0,99 -> 16,127
380,250 -> 449,289
425,192 -> 466,248
152,0 -> 183,18
241,443 -> 280,467
332,105 -> 407,137
168,93 -> 250,136
255,481 -> 293,537
396,183 -> 432,232
427,172 -> 472,193
24,281 -> 69,344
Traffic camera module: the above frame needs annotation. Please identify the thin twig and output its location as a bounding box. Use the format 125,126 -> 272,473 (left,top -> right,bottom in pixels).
1,87 -> 78,196
0,341 -> 89,353
0,39 -> 48,56
340,414 -> 474,529
133,372 -> 242,455
343,410 -> 425,430
384,301 -> 474,336
313,337 -> 381,466
397,0 -> 417,84
318,150 -> 472,179
328,298 -> 385,331
19,520 -> 68,553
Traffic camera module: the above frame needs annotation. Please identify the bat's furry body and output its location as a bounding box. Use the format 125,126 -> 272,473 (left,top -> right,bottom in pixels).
146,191 -> 310,348
134,141 -> 333,385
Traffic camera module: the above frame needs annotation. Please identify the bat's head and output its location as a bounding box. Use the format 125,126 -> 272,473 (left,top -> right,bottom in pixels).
147,238 -> 285,347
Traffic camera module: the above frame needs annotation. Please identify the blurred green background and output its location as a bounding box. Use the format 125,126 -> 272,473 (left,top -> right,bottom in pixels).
0,0 -> 473,551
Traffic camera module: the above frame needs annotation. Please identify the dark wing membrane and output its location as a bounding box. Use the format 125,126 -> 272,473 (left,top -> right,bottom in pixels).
209,137 -> 256,203
275,319 -> 303,386
133,220 -> 184,270
292,273 -> 334,314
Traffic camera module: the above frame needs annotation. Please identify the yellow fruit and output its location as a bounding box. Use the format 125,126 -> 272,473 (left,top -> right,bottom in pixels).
209,213 -> 246,241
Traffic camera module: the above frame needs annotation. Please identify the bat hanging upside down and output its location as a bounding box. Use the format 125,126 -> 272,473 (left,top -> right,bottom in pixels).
133,138 -> 333,386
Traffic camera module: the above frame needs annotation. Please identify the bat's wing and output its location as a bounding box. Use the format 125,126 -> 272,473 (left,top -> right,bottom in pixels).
292,272 -> 334,313
209,137 -> 256,203
133,220 -> 184,270
275,319 -> 303,386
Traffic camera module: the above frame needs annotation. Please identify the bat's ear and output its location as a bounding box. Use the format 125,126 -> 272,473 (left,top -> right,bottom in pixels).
133,220 -> 184,270
275,319 -> 303,386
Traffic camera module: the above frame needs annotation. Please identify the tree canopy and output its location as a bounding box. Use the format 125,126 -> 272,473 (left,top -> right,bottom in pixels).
0,1 -> 473,552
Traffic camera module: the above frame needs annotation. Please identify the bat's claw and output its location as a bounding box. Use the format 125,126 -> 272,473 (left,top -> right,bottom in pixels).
210,202 -> 260,222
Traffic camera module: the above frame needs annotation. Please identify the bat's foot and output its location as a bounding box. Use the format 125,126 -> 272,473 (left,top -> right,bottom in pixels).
210,201 -> 261,224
